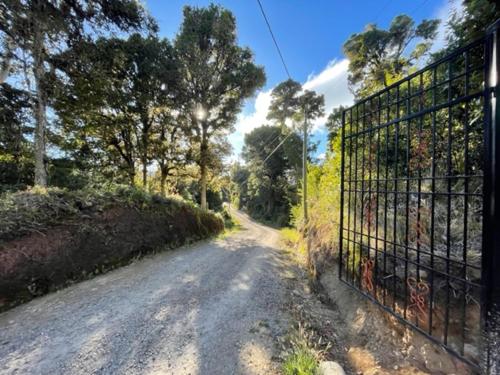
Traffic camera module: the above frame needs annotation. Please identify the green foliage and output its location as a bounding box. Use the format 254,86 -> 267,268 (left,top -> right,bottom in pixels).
282,348 -> 318,375
281,321 -> 331,375
0,83 -> 33,187
175,4 -> 266,209
233,79 -> 324,226
325,105 -> 346,143
1,0 -> 155,186
233,125 -> 303,226
446,0 -> 499,50
281,227 -> 301,245
54,34 -> 179,186
267,79 -> 303,126
0,184 -> 223,243
343,14 -> 439,96
267,79 -> 325,128
2,3 -> 264,203
218,206 -> 241,237
292,133 -> 342,255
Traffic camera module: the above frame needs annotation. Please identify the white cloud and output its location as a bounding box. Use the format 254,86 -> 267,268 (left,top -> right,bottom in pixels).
231,58 -> 353,157
234,89 -> 273,136
302,59 -> 353,132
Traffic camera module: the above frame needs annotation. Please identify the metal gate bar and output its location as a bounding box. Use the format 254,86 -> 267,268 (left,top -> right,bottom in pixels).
339,21 -> 500,372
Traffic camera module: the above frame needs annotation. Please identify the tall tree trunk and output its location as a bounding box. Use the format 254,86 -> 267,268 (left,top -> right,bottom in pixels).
200,134 -> 208,210
33,19 -> 47,187
141,119 -> 149,188
160,168 -> 167,197
129,170 -> 136,186
142,161 -> 147,188
200,161 -> 207,210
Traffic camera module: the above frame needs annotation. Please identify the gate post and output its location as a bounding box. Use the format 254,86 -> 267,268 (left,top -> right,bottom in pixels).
339,109 -> 346,279
482,19 -> 500,374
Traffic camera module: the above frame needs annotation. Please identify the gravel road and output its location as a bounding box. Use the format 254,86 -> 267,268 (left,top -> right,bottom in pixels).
0,211 -> 290,375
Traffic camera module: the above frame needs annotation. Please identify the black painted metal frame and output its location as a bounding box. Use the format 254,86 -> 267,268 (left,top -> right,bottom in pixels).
339,21 -> 500,372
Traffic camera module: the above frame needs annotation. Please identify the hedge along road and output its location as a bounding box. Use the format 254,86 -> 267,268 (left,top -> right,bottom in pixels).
0,211 -> 290,375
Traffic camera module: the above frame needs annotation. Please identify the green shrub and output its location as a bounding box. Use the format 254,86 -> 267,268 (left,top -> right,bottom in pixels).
0,184 -> 218,242
291,134 -> 342,258
282,348 -> 318,375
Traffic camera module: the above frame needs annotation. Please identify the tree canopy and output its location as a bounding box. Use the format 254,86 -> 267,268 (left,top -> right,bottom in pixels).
175,4 -> 266,209
235,125 -> 303,226
343,15 -> 439,97
0,0 -> 156,186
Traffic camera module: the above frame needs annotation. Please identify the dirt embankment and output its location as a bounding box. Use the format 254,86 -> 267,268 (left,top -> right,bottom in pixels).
0,190 -> 223,310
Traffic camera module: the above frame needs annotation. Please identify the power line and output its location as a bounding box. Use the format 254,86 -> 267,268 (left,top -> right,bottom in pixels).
263,131 -> 294,163
235,129 -> 295,187
256,0 -> 292,80
236,0 -> 296,174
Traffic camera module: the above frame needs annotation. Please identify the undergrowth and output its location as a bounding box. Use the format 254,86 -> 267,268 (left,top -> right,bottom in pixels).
217,205 -> 242,238
0,184 -> 207,243
280,322 -> 331,375
282,348 -> 318,375
280,227 -> 307,265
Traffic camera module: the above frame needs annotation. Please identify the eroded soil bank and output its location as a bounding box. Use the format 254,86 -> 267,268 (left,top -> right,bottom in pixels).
0,193 -> 223,310
282,259 -> 477,374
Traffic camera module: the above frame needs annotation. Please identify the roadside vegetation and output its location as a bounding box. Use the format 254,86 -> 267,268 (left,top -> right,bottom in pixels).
229,1 -> 498,371
230,81 -> 324,227
218,204 -> 242,238
281,321 -> 332,375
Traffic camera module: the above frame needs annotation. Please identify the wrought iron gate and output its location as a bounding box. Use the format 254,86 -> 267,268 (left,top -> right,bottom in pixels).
339,21 -> 500,372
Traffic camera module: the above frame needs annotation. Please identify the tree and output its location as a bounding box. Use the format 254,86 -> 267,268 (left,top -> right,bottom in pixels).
446,0 -> 499,49
151,110 -> 189,196
238,125 -> 303,225
268,79 -> 324,131
325,105 -> 347,145
55,37 -> 140,185
54,34 -> 178,187
175,4 -> 266,210
119,34 -> 178,187
343,15 -> 439,97
0,83 -> 32,186
267,79 -> 303,127
268,80 -> 324,177
0,0 -> 155,186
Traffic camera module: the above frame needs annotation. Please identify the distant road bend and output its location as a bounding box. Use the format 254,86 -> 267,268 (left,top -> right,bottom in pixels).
0,211 -> 289,375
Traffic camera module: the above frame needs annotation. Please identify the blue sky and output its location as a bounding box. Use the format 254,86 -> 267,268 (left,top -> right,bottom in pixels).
145,0 -> 460,161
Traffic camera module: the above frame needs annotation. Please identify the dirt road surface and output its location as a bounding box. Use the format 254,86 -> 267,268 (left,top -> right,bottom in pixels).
0,211 -> 289,375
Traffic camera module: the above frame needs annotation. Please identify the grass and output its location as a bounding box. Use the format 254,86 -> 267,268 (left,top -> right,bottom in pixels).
217,207 -> 243,239
281,227 -> 300,244
282,348 -> 318,375
280,227 -> 308,264
280,321 -> 330,375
